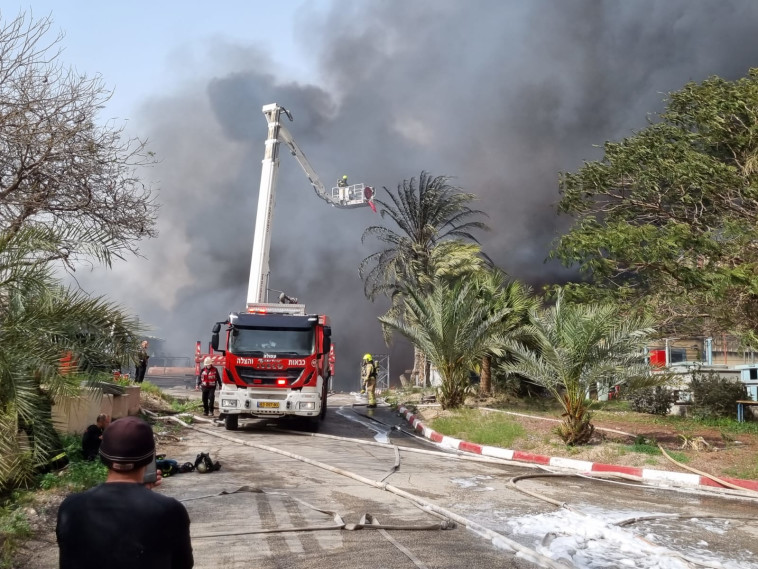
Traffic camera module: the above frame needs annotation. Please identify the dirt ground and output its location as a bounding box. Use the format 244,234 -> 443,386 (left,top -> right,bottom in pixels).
408,396 -> 758,483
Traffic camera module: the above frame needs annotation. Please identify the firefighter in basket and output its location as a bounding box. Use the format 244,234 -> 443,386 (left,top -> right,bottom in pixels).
361,353 -> 377,408
196,357 -> 222,416
337,174 -> 349,203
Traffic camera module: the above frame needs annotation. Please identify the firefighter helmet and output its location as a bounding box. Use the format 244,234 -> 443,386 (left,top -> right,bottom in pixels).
363,353 -> 372,362
203,357 -> 212,366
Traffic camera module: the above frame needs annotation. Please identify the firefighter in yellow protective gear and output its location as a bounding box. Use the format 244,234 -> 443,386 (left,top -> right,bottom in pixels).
361,353 -> 377,408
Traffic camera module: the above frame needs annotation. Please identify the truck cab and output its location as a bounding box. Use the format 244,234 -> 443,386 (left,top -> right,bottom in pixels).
212,305 -> 331,431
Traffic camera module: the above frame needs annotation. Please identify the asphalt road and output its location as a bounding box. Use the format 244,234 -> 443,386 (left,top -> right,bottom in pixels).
113,377 -> 758,568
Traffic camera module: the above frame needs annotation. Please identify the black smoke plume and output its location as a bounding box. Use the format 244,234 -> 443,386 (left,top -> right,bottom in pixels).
76,0 -> 758,390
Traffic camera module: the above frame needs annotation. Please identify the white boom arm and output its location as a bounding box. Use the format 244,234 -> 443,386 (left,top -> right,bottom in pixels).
246,103 -> 374,306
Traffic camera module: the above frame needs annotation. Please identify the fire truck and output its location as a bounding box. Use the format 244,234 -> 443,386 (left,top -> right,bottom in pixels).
199,103 -> 373,431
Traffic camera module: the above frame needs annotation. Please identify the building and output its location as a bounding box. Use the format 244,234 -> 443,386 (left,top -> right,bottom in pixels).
647,335 -> 757,368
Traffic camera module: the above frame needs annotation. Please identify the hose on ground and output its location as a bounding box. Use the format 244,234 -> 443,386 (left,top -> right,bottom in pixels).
146,407 -> 756,501
379,445 -> 401,482
273,423 -> 546,470
658,444 -> 758,496
150,407 -> 753,568
366,512 -> 434,569
614,512 -> 757,527
262,413 -> 758,501
185,485 -> 454,540
508,472 -> 748,569
168,415 -> 574,569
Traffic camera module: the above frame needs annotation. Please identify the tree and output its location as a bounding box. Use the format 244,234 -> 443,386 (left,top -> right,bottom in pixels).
360,171 -> 487,384
0,12 -> 158,266
377,240 -> 489,343
503,291 -> 656,445
471,270 -> 537,396
553,69 -> 758,342
0,225 -> 142,489
361,171 -> 487,297
379,280 -> 515,409
0,12 -> 154,489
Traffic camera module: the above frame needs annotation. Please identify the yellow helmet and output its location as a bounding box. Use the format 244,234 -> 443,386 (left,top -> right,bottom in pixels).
363,353 -> 372,362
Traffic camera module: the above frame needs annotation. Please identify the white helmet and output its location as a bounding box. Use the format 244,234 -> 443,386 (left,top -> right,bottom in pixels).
203,357 -> 212,366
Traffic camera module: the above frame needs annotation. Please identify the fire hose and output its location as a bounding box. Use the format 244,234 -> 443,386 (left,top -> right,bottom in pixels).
165,414 -> 575,569
507,472 -> 757,569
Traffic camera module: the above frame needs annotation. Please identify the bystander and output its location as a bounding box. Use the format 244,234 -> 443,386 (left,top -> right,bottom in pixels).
56,416 -> 194,568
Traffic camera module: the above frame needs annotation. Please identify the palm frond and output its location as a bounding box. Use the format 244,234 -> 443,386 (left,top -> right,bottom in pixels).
503,289 -> 657,444
0,226 -> 144,489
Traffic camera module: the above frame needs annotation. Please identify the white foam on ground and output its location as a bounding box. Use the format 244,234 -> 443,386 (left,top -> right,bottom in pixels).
450,475 -> 495,491
462,504 -> 755,568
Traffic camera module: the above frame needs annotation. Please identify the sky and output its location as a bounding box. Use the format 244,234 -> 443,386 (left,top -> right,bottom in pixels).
11,0 -> 758,390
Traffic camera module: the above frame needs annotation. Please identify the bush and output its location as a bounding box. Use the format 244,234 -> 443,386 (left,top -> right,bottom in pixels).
690,371 -> 747,419
629,386 -> 674,415
36,434 -> 107,492
0,507 -> 32,568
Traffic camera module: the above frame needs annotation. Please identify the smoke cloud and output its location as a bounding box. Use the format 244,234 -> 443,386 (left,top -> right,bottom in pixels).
75,0 -> 758,389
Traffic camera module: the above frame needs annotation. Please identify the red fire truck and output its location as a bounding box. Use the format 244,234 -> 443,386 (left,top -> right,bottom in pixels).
197,103 -> 372,431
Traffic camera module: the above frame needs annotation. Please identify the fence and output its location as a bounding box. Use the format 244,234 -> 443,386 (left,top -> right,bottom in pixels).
143,356 -> 194,377
357,354 -> 390,392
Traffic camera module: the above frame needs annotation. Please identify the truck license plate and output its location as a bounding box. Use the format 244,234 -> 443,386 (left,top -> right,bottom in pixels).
257,401 -> 279,409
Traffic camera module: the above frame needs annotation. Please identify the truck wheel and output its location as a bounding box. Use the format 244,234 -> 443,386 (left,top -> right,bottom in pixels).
225,414 -> 239,431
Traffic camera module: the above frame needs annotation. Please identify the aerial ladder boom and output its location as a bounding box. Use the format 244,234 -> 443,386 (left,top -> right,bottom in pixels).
246,103 -> 374,306
278,127 -> 372,209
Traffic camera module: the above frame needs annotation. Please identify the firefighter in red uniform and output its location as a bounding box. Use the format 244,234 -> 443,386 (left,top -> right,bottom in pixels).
196,357 -> 222,416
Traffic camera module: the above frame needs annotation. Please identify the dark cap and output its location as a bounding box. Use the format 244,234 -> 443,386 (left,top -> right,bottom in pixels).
99,416 -> 155,471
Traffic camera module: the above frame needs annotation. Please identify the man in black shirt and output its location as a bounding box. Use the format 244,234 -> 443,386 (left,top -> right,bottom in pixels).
57,416 -> 193,569
81,413 -> 110,460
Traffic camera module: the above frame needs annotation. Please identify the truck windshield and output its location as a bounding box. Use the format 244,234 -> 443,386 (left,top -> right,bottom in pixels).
229,327 -> 314,356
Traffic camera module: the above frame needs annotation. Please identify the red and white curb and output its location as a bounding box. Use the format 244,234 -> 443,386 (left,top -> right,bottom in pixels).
396,405 -> 758,492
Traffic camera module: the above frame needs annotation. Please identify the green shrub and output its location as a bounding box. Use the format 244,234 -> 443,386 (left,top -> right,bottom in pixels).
38,460 -> 106,492
0,507 -> 32,568
625,435 -> 660,455
690,371 -> 747,419
35,433 -> 107,492
171,399 -> 201,414
629,386 -> 674,415
139,380 -> 164,397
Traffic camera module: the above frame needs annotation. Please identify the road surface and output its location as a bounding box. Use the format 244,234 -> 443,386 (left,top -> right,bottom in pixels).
143,383 -> 758,569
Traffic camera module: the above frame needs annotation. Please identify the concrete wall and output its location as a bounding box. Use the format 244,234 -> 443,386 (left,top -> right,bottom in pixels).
52,385 -> 141,435
52,388 -> 103,435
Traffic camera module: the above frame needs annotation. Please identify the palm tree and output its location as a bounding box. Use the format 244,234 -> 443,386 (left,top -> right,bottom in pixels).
0,226 -> 142,489
377,240 -> 490,345
360,172 -> 487,299
472,270 -> 538,396
361,172 -> 488,384
379,280 -> 514,409
503,291 -> 655,445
